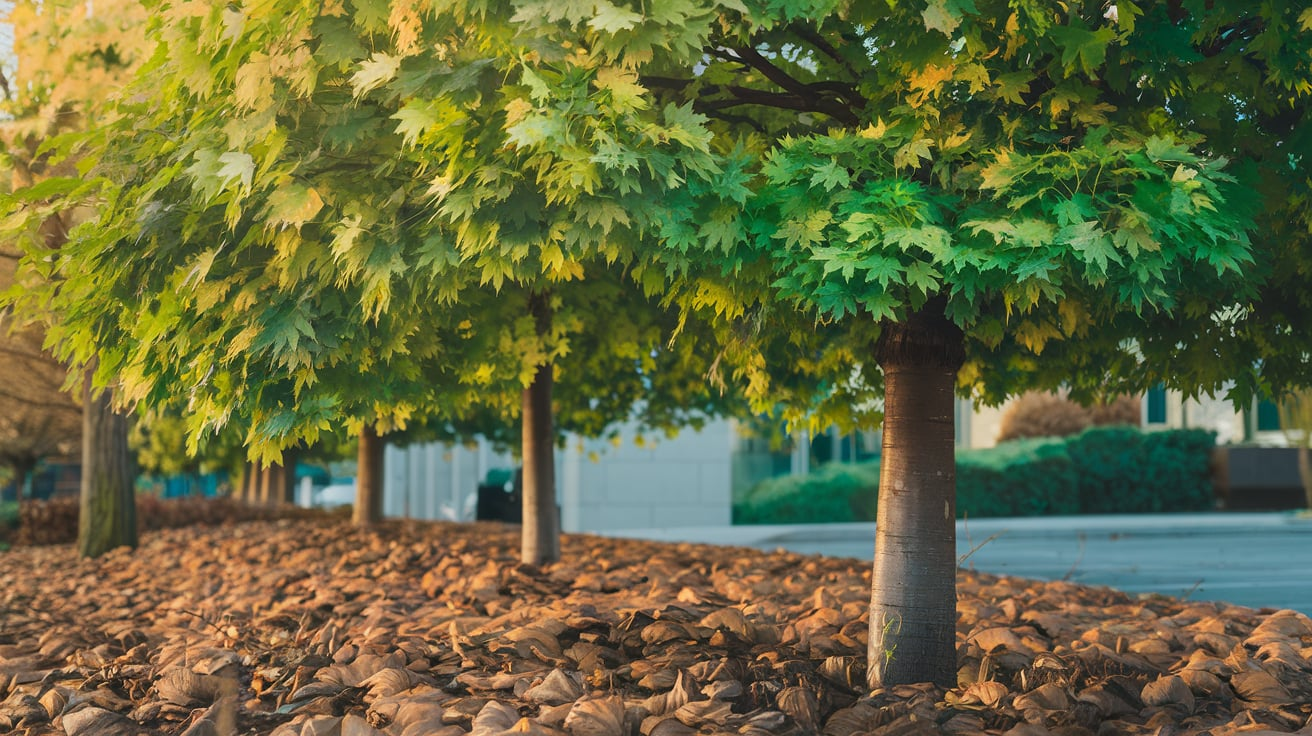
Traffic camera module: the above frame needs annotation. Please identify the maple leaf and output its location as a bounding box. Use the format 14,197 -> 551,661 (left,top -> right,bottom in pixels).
350,52 -> 401,98
590,2 -> 643,32
893,139 -> 932,170
1049,25 -> 1116,77
215,152 -> 255,192
265,184 -> 324,230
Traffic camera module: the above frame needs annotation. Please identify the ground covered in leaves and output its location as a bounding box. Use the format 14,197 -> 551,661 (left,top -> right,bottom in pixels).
1,519 -> 1311,736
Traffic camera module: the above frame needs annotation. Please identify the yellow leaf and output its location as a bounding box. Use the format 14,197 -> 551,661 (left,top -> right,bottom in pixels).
233,52 -> 274,110
859,118 -> 889,140
593,66 -> 649,111
907,64 -> 956,105
1058,299 -> 1089,336
1015,320 -> 1062,354
1300,7 -> 1312,31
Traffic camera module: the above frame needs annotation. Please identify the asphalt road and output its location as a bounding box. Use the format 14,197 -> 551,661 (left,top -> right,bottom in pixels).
608,512 -> 1312,615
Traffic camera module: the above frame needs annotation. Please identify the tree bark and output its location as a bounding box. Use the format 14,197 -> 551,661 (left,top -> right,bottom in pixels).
258,449 -> 297,506
868,302 -> 964,688
521,293 -> 559,565
78,383 -> 137,558
354,425 -> 384,525
278,446 -> 300,505
1299,446 -> 1312,511
236,461 -> 257,503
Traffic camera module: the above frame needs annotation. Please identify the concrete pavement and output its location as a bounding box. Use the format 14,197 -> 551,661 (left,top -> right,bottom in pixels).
602,511 -> 1312,614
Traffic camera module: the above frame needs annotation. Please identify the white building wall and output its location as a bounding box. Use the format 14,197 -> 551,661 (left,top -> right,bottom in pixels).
382,419 -> 734,532
562,420 -> 734,532
383,441 -> 512,522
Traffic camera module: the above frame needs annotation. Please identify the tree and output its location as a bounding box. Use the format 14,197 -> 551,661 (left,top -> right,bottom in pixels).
638,1 -> 1301,687
4,0 -> 738,563
0,0 -> 148,556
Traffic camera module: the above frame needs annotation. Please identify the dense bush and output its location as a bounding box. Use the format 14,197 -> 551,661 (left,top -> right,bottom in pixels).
956,437 -> 1081,517
734,461 -> 881,524
734,427 -> 1216,524
10,495 -> 336,547
1070,426 -> 1216,513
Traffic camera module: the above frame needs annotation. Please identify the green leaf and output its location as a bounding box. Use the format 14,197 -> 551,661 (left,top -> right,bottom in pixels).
590,2 -> 643,32
215,152 -> 256,191
810,160 -> 851,192
1049,25 -> 1116,77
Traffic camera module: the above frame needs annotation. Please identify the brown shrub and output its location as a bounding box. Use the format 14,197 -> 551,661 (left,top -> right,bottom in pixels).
997,391 -> 1142,443
1088,394 -> 1143,427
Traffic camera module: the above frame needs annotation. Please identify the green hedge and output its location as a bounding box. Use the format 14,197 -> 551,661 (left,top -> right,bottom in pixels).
733,427 -> 1216,524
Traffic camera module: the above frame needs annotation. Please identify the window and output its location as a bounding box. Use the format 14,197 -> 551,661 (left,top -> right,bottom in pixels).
1256,399 -> 1282,432
1146,384 -> 1167,424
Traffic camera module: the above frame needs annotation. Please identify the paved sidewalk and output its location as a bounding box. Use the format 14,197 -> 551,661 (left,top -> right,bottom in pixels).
601,512 -> 1312,614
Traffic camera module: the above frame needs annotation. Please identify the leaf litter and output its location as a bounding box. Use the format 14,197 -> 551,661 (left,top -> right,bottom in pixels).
0,518 -> 1310,735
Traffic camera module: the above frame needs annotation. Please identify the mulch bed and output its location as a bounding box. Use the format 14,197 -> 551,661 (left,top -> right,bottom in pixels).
1,518 -> 1310,735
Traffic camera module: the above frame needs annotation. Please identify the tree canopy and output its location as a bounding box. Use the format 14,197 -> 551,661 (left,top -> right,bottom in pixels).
3,0 -> 740,462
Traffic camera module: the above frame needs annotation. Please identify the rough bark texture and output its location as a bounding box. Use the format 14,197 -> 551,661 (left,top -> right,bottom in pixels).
354,425 -> 384,526
1299,446 -> 1312,510
868,302 -> 965,688
521,293 -> 559,565
77,384 -> 137,558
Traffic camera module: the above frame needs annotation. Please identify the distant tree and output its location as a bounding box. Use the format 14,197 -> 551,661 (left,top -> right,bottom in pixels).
0,0 -> 148,556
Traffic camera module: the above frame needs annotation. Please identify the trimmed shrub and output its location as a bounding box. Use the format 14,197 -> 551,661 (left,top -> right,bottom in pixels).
1066,426 -> 1215,513
734,461 -> 881,524
957,437 -> 1080,517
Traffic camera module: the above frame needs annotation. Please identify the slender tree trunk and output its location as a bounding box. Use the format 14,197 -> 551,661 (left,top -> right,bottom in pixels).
1299,446 -> 1312,511
258,462 -> 274,505
354,425 -> 384,525
278,446 -> 300,505
78,381 -> 137,558
521,293 -> 559,565
868,302 -> 964,688
234,461 -> 253,502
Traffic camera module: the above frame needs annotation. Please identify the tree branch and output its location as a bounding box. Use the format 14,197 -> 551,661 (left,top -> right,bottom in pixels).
786,22 -> 862,80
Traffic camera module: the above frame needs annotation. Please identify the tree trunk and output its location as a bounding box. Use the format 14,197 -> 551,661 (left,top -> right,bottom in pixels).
868,302 -> 965,688
78,383 -> 137,558
278,446 -> 300,505
354,425 -> 384,525
258,449 -> 297,506
258,461 -> 274,505
521,293 -> 559,565
1299,446 -> 1312,511
236,461 -> 257,502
